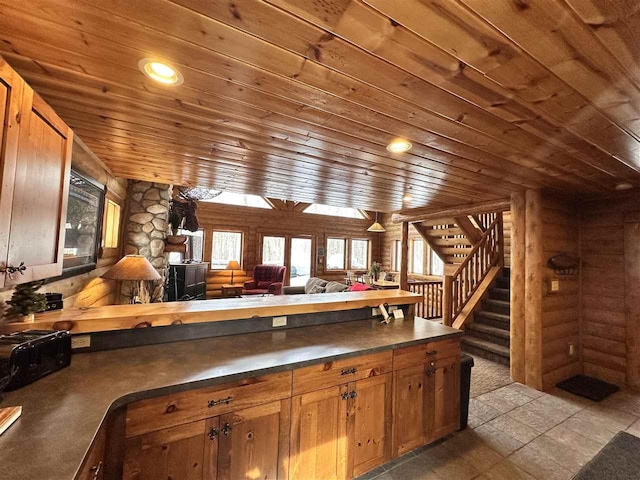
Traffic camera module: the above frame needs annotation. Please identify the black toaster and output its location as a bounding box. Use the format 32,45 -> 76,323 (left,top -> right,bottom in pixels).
0,330 -> 71,392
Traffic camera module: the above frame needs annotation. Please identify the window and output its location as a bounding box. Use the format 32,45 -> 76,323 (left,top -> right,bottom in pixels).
203,191 -> 272,209
103,199 -> 121,249
326,238 -> 347,269
430,249 -> 444,276
391,240 -> 402,271
411,239 -> 424,274
168,229 -> 204,264
211,231 -> 243,269
350,239 -> 369,270
262,236 -> 285,265
304,204 -> 364,219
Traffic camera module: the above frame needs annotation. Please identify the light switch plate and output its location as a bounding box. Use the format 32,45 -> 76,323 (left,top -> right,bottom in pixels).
272,316 -> 287,327
71,335 -> 91,349
550,279 -> 560,293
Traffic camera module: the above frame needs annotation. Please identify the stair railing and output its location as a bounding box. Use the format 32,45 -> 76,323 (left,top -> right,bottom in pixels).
408,279 -> 442,319
443,213 -> 503,327
472,212 -> 497,232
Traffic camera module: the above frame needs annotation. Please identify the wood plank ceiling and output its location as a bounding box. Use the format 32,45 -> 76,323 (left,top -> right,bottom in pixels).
0,0 -> 639,212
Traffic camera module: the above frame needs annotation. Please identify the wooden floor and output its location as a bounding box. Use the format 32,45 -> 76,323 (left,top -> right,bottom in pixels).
358,361 -> 640,480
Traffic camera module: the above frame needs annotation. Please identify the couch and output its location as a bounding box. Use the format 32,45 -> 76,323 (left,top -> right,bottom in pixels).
243,265 -> 287,295
283,277 -> 350,295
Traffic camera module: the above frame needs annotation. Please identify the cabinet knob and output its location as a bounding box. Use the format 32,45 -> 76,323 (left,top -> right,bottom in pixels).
222,423 -> 233,436
0,262 -> 27,279
208,428 -> 219,440
341,392 -> 349,400
425,350 -> 438,356
340,367 -> 357,375
349,390 -> 358,399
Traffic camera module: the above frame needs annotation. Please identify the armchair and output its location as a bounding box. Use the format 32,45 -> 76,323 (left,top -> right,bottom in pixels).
243,265 -> 287,295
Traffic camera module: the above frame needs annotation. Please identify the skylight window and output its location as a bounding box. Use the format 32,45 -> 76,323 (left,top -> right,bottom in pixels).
303,203 -> 365,219
202,191 -> 272,209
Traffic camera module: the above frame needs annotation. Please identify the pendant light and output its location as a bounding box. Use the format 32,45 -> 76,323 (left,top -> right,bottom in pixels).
367,212 -> 386,232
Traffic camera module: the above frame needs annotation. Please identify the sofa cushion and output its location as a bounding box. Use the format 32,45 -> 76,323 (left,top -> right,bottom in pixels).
325,281 -> 348,293
305,277 -> 328,294
308,284 -> 326,294
257,281 -> 273,289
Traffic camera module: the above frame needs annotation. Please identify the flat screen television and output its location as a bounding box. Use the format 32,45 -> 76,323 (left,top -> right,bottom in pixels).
61,170 -> 106,277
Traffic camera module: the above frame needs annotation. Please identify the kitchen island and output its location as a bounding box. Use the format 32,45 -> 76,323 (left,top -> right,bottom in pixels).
0,292 -> 462,480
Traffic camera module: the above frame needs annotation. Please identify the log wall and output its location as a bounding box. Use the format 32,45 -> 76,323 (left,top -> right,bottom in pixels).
540,196 -> 581,390
0,138 -> 127,318
580,192 -> 640,388
196,202 -> 382,298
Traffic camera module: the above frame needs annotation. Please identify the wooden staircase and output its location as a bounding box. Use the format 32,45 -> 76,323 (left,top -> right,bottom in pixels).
462,268 -> 511,365
413,216 -> 483,265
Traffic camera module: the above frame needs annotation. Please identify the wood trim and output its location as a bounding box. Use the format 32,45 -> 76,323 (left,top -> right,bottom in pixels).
392,199 -> 511,224
624,219 -> 640,389
0,290 -> 421,334
399,222 -> 409,290
510,192 -> 526,384
452,266 -> 501,330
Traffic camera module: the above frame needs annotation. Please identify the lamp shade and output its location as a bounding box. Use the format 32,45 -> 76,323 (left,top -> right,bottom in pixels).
102,255 -> 161,281
367,221 -> 386,232
226,260 -> 241,270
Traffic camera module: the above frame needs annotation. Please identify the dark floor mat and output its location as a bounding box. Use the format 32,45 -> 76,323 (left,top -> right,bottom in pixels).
556,374 -> 619,401
574,431 -> 640,480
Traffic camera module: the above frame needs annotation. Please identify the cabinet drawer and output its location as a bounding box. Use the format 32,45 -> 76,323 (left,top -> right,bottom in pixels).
76,426 -> 106,480
125,371 -> 291,437
292,350 -> 392,396
393,338 -> 460,371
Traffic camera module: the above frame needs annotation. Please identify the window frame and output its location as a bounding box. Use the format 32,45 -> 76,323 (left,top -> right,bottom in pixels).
349,238 -> 370,271
410,238 -> 425,275
326,237 -> 348,271
210,229 -> 244,270
260,234 -> 287,266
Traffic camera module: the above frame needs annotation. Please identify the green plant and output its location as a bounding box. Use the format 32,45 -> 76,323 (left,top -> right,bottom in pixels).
6,281 -> 47,316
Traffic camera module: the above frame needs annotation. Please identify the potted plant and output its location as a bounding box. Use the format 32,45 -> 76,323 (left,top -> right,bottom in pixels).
6,280 -> 47,322
370,261 -> 382,281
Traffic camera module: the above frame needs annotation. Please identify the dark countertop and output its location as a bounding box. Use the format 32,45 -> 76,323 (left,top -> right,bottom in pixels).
0,318 -> 461,480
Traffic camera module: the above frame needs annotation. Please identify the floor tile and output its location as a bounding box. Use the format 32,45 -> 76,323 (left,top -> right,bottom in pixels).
508,443 -> 574,480
479,459 -> 536,480
626,417 -> 640,437
533,390 -> 588,415
560,415 -> 620,446
487,414 -> 540,444
503,383 -> 544,400
526,435 -> 592,474
476,385 -> 534,413
506,400 -> 572,434
381,456 -> 441,480
544,422 -> 604,459
473,423 -> 524,456
441,429 -> 504,472
469,398 -> 502,423
575,404 -> 638,432
600,389 -> 640,416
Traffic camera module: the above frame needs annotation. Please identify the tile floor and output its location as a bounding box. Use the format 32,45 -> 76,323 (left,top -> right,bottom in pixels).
359,358 -> 640,480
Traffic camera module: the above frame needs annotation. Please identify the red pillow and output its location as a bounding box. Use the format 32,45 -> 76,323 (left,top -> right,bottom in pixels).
348,282 -> 371,292
257,281 -> 272,289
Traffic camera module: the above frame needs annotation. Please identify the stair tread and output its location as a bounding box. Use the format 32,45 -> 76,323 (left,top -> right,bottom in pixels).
485,299 -> 510,307
490,287 -> 510,294
475,310 -> 510,321
466,323 -> 510,338
461,337 -> 510,357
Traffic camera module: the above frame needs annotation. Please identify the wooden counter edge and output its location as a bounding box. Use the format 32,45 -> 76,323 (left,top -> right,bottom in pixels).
0,290 -> 421,334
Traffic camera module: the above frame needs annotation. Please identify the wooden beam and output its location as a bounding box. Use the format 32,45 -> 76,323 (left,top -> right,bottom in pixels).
510,192 -> 526,384
625,217 -> 640,389
392,199 -> 510,224
524,189 -> 543,390
453,216 -> 482,244
412,223 -> 447,265
399,222 -> 409,291
292,202 -> 311,212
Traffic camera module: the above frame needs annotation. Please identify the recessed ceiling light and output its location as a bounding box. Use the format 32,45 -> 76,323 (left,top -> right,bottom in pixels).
138,58 -> 184,86
615,182 -> 634,191
403,194 -> 413,202
387,139 -> 412,153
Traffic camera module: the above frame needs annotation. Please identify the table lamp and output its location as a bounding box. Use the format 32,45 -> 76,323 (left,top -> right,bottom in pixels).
226,260 -> 241,285
102,255 -> 161,304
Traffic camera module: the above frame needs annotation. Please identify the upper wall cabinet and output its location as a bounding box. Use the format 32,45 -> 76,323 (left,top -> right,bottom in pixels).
0,58 -> 73,287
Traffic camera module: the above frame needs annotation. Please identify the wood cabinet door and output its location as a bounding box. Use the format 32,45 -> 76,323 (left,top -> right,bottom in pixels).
427,356 -> 460,442
348,374 -> 393,478
0,58 -> 26,288
217,399 -> 290,480
123,418 -> 218,480
392,364 -> 428,456
290,385 -> 349,480
5,86 -> 72,285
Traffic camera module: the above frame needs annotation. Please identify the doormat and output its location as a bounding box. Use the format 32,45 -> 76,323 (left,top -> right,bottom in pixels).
556,374 -> 619,402
574,431 -> 640,480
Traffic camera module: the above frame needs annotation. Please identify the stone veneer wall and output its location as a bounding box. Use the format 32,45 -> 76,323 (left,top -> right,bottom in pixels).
122,181 -> 172,302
